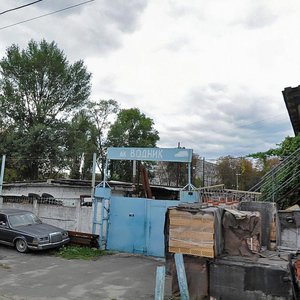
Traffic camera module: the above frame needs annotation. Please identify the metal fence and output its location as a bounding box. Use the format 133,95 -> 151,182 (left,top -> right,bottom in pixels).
198,184 -> 261,205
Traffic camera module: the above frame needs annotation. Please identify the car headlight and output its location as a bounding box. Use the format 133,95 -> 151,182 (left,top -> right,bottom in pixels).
38,237 -> 49,242
32,238 -> 39,246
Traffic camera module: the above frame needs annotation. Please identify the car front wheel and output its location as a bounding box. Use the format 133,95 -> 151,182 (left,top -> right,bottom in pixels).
15,239 -> 28,253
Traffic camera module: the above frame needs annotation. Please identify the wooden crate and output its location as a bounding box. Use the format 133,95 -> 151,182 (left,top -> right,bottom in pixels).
168,208 -> 215,258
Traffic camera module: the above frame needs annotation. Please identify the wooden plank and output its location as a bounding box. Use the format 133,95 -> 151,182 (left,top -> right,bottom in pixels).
155,266 -> 165,300
169,229 -> 214,241
169,224 -> 214,232
169,218 -> 214,228
169,209 -> 192,218
169,246 -> 214,258
175,253 -> 190,300
67,230 -> 99,248
169,209 -> 214,221
169,239 -> 213,248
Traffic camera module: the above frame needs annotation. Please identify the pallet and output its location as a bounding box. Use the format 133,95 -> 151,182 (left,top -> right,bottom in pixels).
168,208 -> 215,258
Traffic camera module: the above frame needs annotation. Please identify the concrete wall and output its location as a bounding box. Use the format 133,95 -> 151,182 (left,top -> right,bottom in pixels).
2,181 -> 129,199
2,200 -> 95,234
3,182 -> 91,199
1,181 -> 125,238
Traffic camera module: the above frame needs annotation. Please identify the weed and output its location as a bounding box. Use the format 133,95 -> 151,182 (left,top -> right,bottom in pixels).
0,263 -> 10,269
55,245 -> 113,260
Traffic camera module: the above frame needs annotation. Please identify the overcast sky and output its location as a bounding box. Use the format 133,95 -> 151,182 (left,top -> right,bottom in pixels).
0,0 -> 299,160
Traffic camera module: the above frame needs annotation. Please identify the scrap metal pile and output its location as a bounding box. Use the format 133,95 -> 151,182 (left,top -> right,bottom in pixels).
165,201 -> 300,300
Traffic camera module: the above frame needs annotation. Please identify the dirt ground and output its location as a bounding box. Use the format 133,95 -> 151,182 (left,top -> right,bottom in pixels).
0,245 -> 172,300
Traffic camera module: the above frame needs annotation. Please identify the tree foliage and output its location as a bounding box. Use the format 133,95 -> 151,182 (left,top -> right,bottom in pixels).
65,111 -> 97,179
0,40 -> 91,180
86,100 -> 119,178
249,135 -> 300,165
249,135 -> 300,208
107,108 -> 159,147
216,156 -> 239,189
216,156 -> 261,190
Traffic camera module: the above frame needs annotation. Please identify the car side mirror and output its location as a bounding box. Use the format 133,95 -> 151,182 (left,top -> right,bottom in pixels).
0,221 -> 6,226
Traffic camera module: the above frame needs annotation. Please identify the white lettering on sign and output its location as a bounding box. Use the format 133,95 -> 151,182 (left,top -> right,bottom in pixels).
120,150 -> 127,157
130,149 -> 163,159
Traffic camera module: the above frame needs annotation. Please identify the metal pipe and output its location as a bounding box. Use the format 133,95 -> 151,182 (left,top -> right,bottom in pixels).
188,162 -> 191,190
92,198 -> 98,235
91,153 -> 96,197
103,158 -> 108,186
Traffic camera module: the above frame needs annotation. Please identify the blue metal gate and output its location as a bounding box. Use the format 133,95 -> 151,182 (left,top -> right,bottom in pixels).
106,197 -> 178,257
92,147 -> 199,257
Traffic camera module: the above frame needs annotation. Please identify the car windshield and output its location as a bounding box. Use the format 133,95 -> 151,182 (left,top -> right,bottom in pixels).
8,213 -> 42,227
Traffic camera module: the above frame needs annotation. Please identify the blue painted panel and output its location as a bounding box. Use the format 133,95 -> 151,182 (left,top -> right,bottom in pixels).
107,197 -> 146,254
146,200 -> 178,257
106,196 -> 179,257
180,190 -> 200,203
94,187 -> 111,198
107,147 -> 193,162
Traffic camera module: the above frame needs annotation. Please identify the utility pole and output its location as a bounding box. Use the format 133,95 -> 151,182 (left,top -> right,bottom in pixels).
0,155 -> 6,208
236,173 -> 241,190
176,142 -> 180,187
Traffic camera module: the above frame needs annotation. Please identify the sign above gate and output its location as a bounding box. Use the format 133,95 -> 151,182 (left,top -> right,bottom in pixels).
107,147 -> 193,163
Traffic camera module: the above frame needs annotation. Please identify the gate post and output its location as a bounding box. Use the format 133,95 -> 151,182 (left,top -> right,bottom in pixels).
93,183 -> 111,249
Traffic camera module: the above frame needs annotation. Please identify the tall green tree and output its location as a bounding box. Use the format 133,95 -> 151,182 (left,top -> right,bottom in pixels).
0,39 -> 91,180
65,111 -> 98,179
87,100 -> 119,179
106,108 -> 159,181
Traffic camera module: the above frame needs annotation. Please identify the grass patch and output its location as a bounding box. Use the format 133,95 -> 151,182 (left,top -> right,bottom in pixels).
56,245 -> 113,260
0,263 -> 10,269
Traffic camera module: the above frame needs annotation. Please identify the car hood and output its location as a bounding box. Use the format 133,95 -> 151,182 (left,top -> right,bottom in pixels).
12,223 -> 66,237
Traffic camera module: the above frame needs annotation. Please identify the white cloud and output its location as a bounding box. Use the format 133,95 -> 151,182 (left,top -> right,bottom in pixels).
0,0 -> 297,159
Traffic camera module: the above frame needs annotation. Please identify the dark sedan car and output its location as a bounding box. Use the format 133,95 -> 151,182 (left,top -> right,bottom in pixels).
0,208 -> 70,253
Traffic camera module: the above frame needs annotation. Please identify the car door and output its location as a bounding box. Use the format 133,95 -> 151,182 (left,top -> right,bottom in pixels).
0,213 -> 15,245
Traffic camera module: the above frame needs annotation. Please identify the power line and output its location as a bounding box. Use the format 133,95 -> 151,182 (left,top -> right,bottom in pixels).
0,0 -> 95,31
235,113 -> 287,129
0,0 -> 43,15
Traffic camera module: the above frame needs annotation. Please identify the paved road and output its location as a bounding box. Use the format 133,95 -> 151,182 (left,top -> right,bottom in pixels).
0,246 -> 172,300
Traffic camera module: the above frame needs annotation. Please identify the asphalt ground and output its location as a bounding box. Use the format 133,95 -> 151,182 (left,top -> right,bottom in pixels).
0,245 -> 172,300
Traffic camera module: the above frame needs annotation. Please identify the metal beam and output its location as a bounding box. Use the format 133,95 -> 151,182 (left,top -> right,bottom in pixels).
155,265 -> 165,300
175,253 -> 190,300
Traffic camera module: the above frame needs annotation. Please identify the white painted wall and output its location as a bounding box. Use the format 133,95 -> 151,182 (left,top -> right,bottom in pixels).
1,181 -> 121,240
2,200 -> 96,234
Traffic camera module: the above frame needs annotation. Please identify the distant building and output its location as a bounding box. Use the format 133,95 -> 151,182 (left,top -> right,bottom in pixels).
151,157 -> 219,188
194,158 -> 219,187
